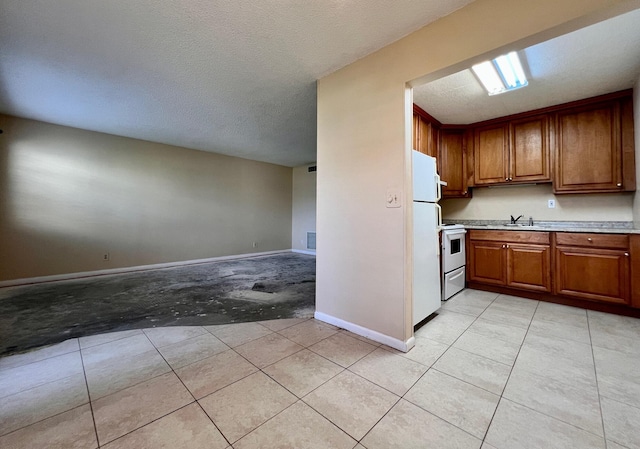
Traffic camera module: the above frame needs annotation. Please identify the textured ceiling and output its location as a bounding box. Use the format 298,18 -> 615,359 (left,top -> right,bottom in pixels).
0,0 -> 475,167
413,8 -> 640,125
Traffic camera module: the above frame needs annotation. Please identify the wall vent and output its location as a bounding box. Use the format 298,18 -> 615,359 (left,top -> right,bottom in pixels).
306,232 -> 316,250
308,166 -> 317,173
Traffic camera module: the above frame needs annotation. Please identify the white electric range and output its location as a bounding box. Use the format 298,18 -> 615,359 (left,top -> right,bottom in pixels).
441,224 -> 466,300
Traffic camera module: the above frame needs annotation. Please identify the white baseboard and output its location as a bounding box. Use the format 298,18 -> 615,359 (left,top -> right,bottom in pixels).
291,249 -> 316,256
314,311 -> 415,353
0,250 -> 293,288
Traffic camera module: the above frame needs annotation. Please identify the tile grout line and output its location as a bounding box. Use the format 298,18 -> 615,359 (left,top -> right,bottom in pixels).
0,340 -> 80,373
0,360 -> 89,438
501,308 -> 611,440
78,348 -> 101,448
401,294 -> 504,445
8,302 -> 628,447
322,295 -> 501,446
587,310 -> 609,446
476,295 -> 539,446
0,403 -> 91,441
343,395 -> 404,446
79,329 -> 146,351
479,301 -> 614,445
84,330 -> 228,448
2,319 -> 375,444
143,328 -> 235,449
216,323 -> 374,445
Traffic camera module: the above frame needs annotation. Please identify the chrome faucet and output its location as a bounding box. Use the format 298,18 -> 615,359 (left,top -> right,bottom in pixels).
510,215 -> 523,224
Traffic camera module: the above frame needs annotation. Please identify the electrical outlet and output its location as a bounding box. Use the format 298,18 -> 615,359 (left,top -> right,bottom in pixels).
548,199 -> 556,209
103,252 -> 110,261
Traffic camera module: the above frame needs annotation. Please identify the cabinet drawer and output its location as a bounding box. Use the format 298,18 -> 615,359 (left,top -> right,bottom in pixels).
469,230 -> 550,244
555,233 -> 629,249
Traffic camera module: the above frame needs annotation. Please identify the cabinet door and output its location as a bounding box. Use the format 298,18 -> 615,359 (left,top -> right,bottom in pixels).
555,246 -> 630,304
554,101 -> 622,193
414,114 -> 438,158
506,244 -> 551,292
473,124 -> 508,185
439,129 -> 469,198
469,241 -> 506,285
412,113 -> 420,151
510,115 -> 550,182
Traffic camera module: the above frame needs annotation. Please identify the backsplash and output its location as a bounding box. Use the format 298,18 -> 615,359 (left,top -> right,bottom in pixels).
441,184 -> 634,222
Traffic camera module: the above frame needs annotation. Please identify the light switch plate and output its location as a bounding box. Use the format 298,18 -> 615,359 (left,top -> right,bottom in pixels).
386,189 -> 401,208
548,199 -> 556,208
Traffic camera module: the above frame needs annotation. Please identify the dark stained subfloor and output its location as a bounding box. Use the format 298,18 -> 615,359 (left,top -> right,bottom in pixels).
0,253 -> 315,356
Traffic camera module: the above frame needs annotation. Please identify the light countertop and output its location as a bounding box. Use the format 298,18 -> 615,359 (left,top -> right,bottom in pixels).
445,220 -> 640,235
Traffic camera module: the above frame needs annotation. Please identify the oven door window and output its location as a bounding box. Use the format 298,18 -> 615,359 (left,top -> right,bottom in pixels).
450,238 -> 461,255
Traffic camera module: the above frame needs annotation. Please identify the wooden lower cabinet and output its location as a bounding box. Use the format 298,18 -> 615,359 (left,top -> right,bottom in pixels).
469,241 -> 505,285
468,229 -> 638,310
506,244 -> 551,292
555,246 -> 630,305
469,234 -> 551,293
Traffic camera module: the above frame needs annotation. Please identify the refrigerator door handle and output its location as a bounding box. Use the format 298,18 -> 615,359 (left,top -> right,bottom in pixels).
434,173 -> 447,202
435,204 -> 442,257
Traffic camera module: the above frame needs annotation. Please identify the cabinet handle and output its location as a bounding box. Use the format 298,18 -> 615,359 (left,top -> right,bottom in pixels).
625,252 -> 630,257
463,191 -> 467,195
506,244 -> 510,249
587,238 -> 593,242
502,244 -> 506,249
617,183 -> 622,187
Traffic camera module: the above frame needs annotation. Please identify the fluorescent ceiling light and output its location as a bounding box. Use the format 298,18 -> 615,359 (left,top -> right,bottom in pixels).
472,51 -> 528,95
471,61 -> 505,95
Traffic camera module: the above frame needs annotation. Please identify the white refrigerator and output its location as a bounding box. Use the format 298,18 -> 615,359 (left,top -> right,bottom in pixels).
412,150 -> 444,325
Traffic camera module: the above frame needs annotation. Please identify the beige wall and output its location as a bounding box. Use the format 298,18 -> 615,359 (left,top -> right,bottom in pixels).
292,165 -> 317,252
443,185 -> 634,222
317,0 -> 636,347
0,114 -> 292,281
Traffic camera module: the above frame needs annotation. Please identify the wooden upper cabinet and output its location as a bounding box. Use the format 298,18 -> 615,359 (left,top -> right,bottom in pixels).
412,113 -> 420,153
439,129 -> 470,198
554,95 -> 635,193
473,123 -> 508,185
472,116 -> 550,186
413,113 -> 438,158
554,101 -> 621,193
510,115 -> 550,182
414,89 -> 634,195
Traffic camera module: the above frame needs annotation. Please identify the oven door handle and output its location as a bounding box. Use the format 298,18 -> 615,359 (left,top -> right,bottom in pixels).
448,270 -> 464,281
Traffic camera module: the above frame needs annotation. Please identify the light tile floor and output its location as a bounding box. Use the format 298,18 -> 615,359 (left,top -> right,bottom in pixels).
1,290 -> 640,448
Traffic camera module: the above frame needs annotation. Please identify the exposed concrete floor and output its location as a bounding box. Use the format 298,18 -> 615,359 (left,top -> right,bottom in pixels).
0,253 -> 315,356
